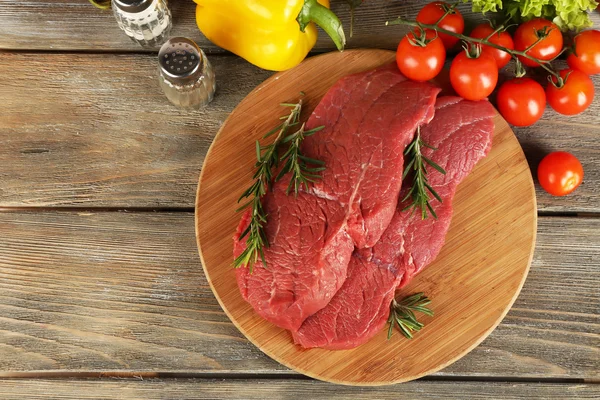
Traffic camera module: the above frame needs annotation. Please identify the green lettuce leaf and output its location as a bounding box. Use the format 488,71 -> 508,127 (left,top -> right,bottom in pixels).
470,0 -> 504,13
467,0 -> 598,31
552,0 -> 598,31
520,0 -> 550,18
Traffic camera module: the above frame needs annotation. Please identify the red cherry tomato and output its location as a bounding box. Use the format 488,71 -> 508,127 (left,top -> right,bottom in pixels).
470,24 -> 514,69
396,30 -> 446,82
514,18 -> 563,67
496,78 -> 546,126
567,30 -> 600,75
546,69 -> 595,115
449,50 -> 498,101
537,151 -> 584,196
416,1 -> 464,49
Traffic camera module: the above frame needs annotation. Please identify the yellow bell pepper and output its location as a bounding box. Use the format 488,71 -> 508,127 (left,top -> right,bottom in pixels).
193,0 -> 346,71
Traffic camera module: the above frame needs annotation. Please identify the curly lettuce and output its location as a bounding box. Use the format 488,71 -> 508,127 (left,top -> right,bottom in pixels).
470,0 -> 504,13
466,0 -> 598,31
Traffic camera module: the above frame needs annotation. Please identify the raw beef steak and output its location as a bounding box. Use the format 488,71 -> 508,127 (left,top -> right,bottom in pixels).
302,65 -> 439,249
293,97 -> 496,349
235,66 -> 440,331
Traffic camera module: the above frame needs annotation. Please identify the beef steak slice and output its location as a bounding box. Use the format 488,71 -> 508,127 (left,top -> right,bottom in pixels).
234,66 -> 440,331
293,97 -> 496,349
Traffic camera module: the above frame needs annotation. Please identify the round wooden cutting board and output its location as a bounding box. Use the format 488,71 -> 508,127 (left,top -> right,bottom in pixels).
195,49 -> 537,386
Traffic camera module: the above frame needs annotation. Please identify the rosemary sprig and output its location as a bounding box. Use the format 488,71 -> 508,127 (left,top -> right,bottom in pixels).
402,127 -> 446,220
276,123 -> 326,195
234,98 -> 325,271
234,101 -> 302,271
387,292 -> 434,339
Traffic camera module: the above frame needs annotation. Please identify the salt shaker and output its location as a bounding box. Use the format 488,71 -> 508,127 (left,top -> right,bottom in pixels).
158,37 -> 216,109
112,0 -> 172,48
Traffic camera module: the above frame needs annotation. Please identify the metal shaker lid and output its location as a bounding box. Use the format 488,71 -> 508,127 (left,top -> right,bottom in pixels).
112,0 -> 153,13
158,37 -> 203,85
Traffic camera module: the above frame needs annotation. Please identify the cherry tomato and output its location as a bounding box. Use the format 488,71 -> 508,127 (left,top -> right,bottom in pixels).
537,151 -> 584,196
449,50 -> 498,101
514,18 -> 563,67
396,30 -> 446,82
546,69 -> 595,115
470,24 -> 514,69
496,78 -> 546,126
567,30 -> 600,75
416,1 -> 464,49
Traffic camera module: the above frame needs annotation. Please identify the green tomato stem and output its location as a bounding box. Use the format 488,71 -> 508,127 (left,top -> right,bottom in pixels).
434,1 -> 459,25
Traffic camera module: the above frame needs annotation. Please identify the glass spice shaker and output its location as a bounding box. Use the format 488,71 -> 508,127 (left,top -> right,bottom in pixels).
158,37 -> 216,109
112,0 -> 172,48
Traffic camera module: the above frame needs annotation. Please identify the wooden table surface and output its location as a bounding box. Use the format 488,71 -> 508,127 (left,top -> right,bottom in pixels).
0,1 -> 598,398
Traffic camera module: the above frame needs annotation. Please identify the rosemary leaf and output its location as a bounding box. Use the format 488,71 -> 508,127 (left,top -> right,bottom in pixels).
402,292 -> 424,304
298,155 -> 326,165
397,321 -> 413,339
305,126 -> 326,135
404,308 -> 418,323
404,138 -> 417,154
255,141 -> 261,161
275,166 -> 288,182
304,167 -> 327,173
413,306 -> 434,316
387,318 -> 395,339
263,124 -> 283,138
402,158 -> 416,180
421,142 -> 438,150
426,202 -> 438,219
424,183 -> 443,203
239,224 -> 251,240
422,155 -> 446,174
235,200 -> 253,212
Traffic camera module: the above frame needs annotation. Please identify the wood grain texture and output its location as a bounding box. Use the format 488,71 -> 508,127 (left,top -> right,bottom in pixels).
0,211 -> 597,378
196,50 -> 537,385
2,1 -> 598,53
0,0 -> 494,52
0,52 -> 599,211
0,53 -> 270,207
0,379 -> 598,399
1,0 -> 598,391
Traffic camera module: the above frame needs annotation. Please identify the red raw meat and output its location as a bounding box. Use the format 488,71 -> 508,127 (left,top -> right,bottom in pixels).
293,97 -> 496,349
234,66 -> 440,331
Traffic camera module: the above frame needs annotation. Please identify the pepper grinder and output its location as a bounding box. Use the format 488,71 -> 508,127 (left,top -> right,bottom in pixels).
112,0 -> 172,48
158,37 -> 216,109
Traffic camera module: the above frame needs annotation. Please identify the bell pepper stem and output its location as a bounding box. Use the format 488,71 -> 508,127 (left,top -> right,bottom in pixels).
297,0 -> 346,51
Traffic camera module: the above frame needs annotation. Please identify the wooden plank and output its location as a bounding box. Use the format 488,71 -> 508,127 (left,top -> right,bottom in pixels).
0,379 -> 598,399
1,53 -> 599,211
0,53 -> 270,208
2,1 -> 598,53
0,211 -> 597,378
0,1 -> 488,52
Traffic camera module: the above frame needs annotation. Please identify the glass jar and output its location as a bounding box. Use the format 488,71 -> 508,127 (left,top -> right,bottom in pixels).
158,37 -> 216,109
112,0 -> 172,48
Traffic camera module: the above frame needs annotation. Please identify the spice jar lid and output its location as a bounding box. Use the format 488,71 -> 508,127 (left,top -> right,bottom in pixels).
112,0 -> 153,13
158,37 -> 203,85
